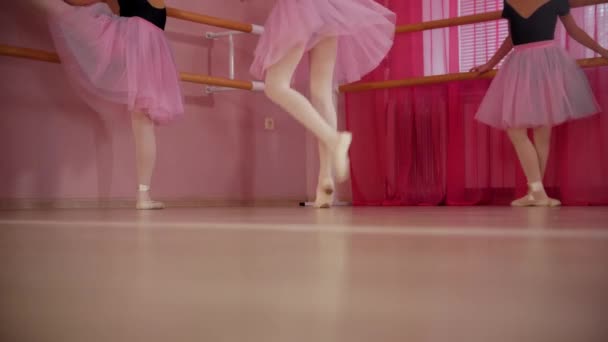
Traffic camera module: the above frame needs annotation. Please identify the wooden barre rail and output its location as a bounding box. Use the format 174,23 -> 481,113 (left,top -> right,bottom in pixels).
4,44 -> 605,93
396,0 -> 608,33
0,45 -> 255,91
339,57 -> 608,93
166,7 -> 255,33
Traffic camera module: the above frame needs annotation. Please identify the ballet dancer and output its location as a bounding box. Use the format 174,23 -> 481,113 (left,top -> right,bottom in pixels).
49,0 -> 184,209
250,0 -> 396,208
471,0 -> 608,206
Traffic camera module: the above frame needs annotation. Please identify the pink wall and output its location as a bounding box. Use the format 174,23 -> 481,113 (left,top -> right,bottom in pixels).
0,0 -> 351,204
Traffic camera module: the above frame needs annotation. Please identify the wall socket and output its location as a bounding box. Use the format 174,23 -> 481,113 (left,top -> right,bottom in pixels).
264,117 -> 275,130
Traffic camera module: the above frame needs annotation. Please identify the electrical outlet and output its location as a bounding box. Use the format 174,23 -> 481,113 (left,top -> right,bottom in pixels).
264,117 -> 275,130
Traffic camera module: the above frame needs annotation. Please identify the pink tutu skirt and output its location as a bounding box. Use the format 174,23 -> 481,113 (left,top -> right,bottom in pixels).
475,40 -> 600,129
250,0 -> 396,84
48,3 -> 183,124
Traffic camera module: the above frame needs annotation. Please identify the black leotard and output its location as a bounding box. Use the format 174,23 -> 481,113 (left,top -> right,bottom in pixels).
502,0 -> 570,45
117,0 -> 167,30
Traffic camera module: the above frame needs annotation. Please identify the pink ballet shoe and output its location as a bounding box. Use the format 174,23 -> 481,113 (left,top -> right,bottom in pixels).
136,200 -> 165,210
547,198 -> 561,207
333,132 -> 352,183
511,182 -> 561,207
511,194 -> 552,207
136,184 -> 165,210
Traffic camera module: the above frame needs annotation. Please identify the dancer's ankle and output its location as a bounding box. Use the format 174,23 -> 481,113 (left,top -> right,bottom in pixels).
528,181 -> 548,199
138,184 -> 152,202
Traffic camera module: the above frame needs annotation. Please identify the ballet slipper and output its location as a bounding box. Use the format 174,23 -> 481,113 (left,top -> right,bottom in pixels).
136,184 -> 165,210
511,181 -> 561,207
313,178 -> 335,209
333,132 -> 352,183
511,193 -> 552,207
136,200 -> 165,210
510,196 -> 560,207
548,198 -> 561,207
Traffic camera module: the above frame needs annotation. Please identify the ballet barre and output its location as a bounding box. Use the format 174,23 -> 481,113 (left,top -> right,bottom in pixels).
395,0 -> 608,33
5,42 -> 603,94
339,57 -> 608,93
0,45 -> 264,92
166,7 -> 264,34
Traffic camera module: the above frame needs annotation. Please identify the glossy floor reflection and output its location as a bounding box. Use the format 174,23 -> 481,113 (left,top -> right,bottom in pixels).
1,207 -> 607,342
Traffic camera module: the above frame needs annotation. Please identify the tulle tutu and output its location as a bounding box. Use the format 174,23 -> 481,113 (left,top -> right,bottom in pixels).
250,0 -> 396,84
48,3 -> 184,124
475,40 -> 600,129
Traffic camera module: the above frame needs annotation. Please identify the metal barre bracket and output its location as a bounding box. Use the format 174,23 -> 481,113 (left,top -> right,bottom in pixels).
204,26 -> 265,94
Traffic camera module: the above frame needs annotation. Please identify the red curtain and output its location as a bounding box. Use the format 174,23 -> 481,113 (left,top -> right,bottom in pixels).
345,0 -> 608,206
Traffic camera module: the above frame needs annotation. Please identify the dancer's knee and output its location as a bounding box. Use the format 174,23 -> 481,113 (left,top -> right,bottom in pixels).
264,79 -> 290,101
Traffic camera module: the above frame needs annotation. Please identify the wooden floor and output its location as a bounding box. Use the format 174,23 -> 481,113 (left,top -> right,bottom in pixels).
1,206 -> 608,342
